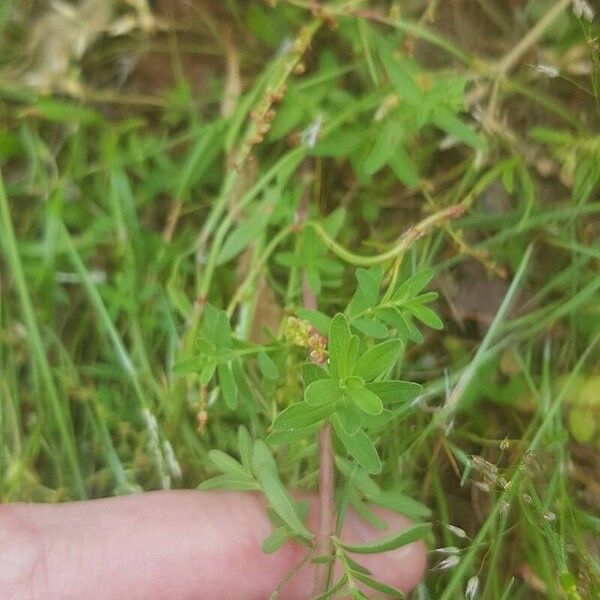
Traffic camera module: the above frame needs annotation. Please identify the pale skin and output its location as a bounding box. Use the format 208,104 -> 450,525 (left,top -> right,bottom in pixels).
0,490 -> 426,600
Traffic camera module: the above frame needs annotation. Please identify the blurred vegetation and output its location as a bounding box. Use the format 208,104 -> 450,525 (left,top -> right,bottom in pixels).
0,0 -> 599,598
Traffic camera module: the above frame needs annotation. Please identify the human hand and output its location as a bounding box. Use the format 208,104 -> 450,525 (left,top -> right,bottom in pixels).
1,490 -> 426,599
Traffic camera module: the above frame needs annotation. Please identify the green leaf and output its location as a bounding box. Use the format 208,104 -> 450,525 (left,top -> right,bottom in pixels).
199,361 -> 216,385
273,401 -> 335,431
252,439 -> 278,474
337,522 -> 430,554
406,304 -> 443,330
312,575 -> 349,600
329,313 -> 351,378
216,205 -> 271,265
352,318 -> 389,339
208,449 -> 247,477
392,269 -> 435,302
197,473 -> 259,491
335,401 -> 363,436
305,378 -> 340,406
238,426 -> 253,473
261,527 -> 294,554
345,335 -> 359,377
218,361 -> 238,408
214,310 -> 232,348
258,350 -> 279,380
350,570 -> 404,598
266,424 -> 319,445
365,381 -> 422,404
255,465 -> 313,538
27,98 -> 102,124
313,126 -> 363,157
379,48 -> 423,105
363,120 -> 403,176
355,339 -> 402,381
356,267 -> 381,306
172,356 -> 201,374
302,363 -> 329,386
369,489 -> 431,519
348,387 -> 384,415
430,107 -> 487,151
333,416 -> 381,474
389,144 -> 419,188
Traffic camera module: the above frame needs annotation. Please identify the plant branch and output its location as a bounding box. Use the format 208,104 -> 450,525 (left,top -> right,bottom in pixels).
296,160 -> 336,597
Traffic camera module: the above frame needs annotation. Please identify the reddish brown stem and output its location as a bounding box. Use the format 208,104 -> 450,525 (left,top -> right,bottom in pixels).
298,167 -> 336,597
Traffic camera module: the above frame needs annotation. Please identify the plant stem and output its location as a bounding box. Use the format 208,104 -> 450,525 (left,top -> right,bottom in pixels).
297,162 -> 336,597
312,421 -> 336,595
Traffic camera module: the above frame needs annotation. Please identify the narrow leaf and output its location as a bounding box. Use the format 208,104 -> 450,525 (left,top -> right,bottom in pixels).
208,449 -> 247,477
348,387 -> 384,415
258,350 -> 279,380
329,313 -> 351,378
305,378 -> 341,406
255,466 -> 313,538
261,527 -> 293,554
333,416 -> 381,474
337,522 -> 430,554
366,381 -> 422,404
351,570 -> 404,598
273,401 -> 335,431
355,339 -> 402,381
197,474 -> 259,491
218,361 -> 238,409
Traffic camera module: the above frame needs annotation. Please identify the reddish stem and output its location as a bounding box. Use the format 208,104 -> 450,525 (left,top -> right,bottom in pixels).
299,173 -> 336,597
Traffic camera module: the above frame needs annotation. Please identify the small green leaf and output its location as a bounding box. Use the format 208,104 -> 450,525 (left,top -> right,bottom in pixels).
218,361 -> 238,408
258,350 -> 279,380
199,361 -> 216,385
217,206 -> 271,265
369,489 -> 431,519
266,424 -> 319,445
431,107 -> 487,151
172,356 -> 201,374
335,401 -> 363,436
348,387 -> 384,415
302,363 -> 329,386
261,527 -> 293,554
379,48 -> 423,105
356,267 -> 382,306
214,311 -> 232,348
363,120 -> 403,176
312,575 -> 349,600
350,570 -> 404,598
345,335 -> 359,377
352,318 -> 389,339
406,304 -> 443,330
306,378 -> 341,406
329,313 -> 351,378
336,522 -> 430,554
252,439 -> 278,474
197,474 -> 259,491
392,269 -> 435,302
208,449 -> 247,477
255,465 -> 313,538
346,375 -> 364,389
366,381 -> 422,404
355,339 -> 402,381
389,143 -> 419,188
333,416 -> 381,474
273,401 -> 335,431
238,426 -> 253,473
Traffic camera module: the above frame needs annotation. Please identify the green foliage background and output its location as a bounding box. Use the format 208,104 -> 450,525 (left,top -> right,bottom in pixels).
0,0 -> 599,598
